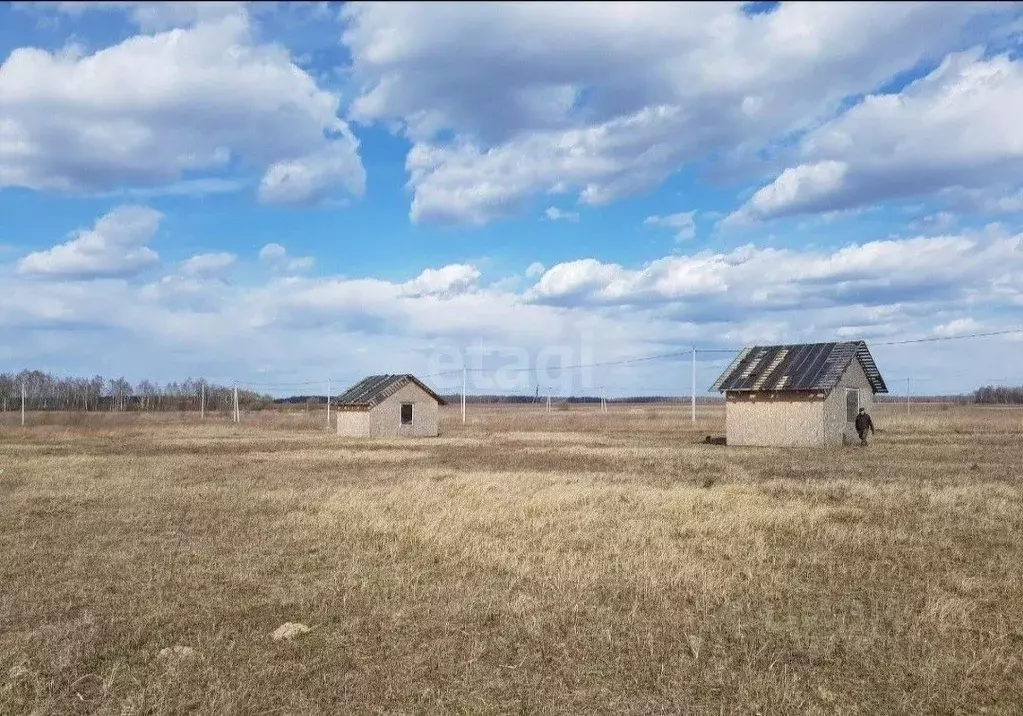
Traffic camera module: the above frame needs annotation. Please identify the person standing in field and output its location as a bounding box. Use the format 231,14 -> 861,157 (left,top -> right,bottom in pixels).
855,407 -> 875,446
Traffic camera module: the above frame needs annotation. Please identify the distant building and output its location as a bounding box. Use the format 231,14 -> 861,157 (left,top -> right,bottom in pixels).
710,341 -> 888,447
334,374 -> 447,437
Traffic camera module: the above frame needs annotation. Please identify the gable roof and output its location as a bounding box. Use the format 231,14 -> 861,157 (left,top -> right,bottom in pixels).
335,374 -> 447,408
710,341 -> 888,394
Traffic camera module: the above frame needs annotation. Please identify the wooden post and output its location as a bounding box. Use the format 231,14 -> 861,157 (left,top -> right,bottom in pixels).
691,346 -> 697,423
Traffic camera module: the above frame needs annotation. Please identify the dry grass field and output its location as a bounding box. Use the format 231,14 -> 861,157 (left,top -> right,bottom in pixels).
1,403 -> 1022,715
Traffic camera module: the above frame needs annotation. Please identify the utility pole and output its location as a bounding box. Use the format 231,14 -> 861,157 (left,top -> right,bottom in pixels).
461,367 -> 467,424
906,376 -> 911,416
327,378 -> 331,427
233,384 -> 240,423
691,346 -> 697,423
200,383 -> 206,420
21,381 -> 26,427
546,390 -> 551,413
600,386 -> 607,413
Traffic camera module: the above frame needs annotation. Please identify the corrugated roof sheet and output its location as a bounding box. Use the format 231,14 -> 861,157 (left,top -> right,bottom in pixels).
335,374 -> 447,408
710,341 -> 888,394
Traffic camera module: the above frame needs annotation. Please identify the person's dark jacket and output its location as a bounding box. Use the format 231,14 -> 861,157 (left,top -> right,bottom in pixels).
854,412 -> 874,433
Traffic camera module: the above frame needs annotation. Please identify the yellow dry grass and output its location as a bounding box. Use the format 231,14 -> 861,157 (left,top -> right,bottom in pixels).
1,403 -> 1022,715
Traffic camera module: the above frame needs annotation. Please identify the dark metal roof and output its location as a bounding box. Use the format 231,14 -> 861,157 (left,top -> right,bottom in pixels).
335,374 -> 447,408
710,341 -> 888,394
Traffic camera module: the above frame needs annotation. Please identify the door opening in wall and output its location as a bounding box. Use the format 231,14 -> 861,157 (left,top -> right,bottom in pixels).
846,388 -> 860,422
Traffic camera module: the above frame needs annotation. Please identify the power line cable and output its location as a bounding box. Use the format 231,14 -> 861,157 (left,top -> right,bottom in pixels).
210,326 -> 1023,390
423,348 -> 724,378
873,328 -> 1023,346
236,382 -> 319,389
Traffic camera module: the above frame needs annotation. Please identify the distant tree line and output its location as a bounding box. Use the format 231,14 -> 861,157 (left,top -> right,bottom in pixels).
3,369 -> 1018,410
215,387 -> 1023,407
0,370 -> 273,412
973,385 -> 1023,404
278,394 -> 726,405
876,394 -> 972,405
436,394 -> 726,404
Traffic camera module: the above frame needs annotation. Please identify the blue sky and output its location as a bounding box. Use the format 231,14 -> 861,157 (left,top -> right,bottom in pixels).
2,1 -> 1022,398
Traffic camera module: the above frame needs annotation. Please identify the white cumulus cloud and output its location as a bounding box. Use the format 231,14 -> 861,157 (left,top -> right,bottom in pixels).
545,206 -> 579,222
934,317 -> 984,337
730,50 -> 1023,223
259,243 -> 288,263
37,1 -> 253,31
725,162 -> 848,225
644,211 -> 697,241
17,205 -> 162,279
402,264 -> 481,298
179,252 -> 236,276
340,1 -> 1007,225
258,242 -> 315,273
3,219 -> 1022,395
526,230 -> 1023,316
259,140 -> 366,206
0,8 -> 365,205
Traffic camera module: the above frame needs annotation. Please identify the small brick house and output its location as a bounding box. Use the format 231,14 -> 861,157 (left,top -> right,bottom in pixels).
334,374 -> 447,438
710,341 -> 888,448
